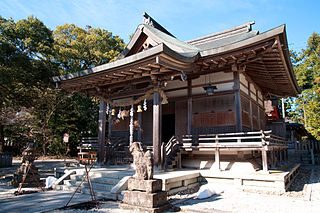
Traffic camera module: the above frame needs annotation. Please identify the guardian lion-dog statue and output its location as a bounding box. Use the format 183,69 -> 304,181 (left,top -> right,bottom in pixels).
130,142 -> 153,180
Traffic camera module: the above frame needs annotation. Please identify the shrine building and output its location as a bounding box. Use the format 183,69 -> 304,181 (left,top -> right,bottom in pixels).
52,13 -> 300,173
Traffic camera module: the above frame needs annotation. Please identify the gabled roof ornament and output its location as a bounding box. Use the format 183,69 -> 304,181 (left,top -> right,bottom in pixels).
142,12 -> 175,38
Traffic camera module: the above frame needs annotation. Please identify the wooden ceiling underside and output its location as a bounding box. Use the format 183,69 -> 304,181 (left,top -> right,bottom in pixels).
59,54 -> 194,94
199,37 -> 296,97
59,36 -> 297,99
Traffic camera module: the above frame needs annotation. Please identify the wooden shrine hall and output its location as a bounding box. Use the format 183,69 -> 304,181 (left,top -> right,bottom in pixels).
52,13 -> 300,173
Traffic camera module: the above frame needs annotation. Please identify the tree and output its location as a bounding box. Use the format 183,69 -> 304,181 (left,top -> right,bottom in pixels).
49,24 -> 125,155
53,24 -> 125,74
0,16 -> 125,155
0,16 -> 56,152
287,33 -> 320,139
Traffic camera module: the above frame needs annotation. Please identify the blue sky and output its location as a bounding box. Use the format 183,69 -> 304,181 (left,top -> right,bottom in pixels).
0,0 -> 319,52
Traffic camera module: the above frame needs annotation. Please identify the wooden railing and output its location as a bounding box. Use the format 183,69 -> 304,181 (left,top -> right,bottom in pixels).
181,130 -> 286,148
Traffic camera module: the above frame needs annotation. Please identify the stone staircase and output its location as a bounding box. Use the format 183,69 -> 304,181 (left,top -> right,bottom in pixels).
55,167 -> 134,200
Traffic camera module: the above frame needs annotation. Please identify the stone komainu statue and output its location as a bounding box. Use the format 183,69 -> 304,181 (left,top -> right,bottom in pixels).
130,142 -> 153,180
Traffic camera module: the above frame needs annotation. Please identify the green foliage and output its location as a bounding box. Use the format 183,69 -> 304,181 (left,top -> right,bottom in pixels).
53,24 -> 125,74
287,33 -> 320,139
0,16 -> 125,155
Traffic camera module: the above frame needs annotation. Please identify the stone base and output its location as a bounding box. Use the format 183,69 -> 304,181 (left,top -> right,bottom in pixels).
120,178 -> 169,213
122,190 -> 167,208
119,202 -> 171,213
128,178 -> 162,193
12,164 -> 41,187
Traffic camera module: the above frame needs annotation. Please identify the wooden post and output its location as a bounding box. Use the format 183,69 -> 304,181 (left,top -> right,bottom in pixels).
153,91 -> 162,169
97,100 -> 106,165
129,105 -> 134,146
261,130 -> 268,172
271,149 -> 276,169
137,111 -> 142,141
215,148 -> 221,171
108,114 -> 112,141
257,107 -> 261,130
248,83 -> 253,131
279,149 -> 283,164
291,130 -> 296,151
187,79 -> 192,135
233,71 -> 242,132
262,149 -> 268,173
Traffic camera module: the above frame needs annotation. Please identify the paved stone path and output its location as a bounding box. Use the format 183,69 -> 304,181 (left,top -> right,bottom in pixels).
309,166 -> 320,201
0,190 -> 91,213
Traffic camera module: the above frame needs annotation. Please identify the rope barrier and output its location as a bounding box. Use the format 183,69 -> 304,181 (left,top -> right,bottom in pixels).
96,87 -> 168,107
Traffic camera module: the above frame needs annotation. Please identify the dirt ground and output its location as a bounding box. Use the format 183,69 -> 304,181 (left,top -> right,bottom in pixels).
1,160 -> 320,213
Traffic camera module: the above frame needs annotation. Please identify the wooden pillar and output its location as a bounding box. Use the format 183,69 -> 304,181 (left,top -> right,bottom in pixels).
187,79 -> 193,135
153,91 -> 162,169
279,149 -> 283,164
215,148 -> 221,171
248,83 -> 253,131
262,149 -> 269,172
233,71 -> 242,132
271,149 -> 276,169
257,107 -> 261,130
291,130 -> 296,151
108,114 -> 112,141
129,105 -> 134,146
97,100 -> 106,165
137,111 -> 142,142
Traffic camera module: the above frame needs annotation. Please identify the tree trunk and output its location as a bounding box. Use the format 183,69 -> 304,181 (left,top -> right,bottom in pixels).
42,141 -> 47,156
0,124 -> 4,152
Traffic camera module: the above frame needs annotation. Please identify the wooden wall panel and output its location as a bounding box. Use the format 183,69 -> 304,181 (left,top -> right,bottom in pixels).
175,100 -> 188,136
193,111 -> 235,128
242,111 -> 250,128
253,118 -> 259,130
193,94 -> 235,113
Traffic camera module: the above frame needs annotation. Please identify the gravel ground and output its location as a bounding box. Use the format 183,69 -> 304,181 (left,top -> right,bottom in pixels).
170,166 -> 320,213
1,161 -> 320,213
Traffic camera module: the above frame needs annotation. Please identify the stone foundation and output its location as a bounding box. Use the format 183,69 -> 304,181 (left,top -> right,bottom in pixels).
120,178 -> 170,213
12,163 -> 41,187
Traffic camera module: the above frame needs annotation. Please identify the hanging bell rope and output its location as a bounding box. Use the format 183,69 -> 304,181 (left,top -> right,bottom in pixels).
96,87 -> 168,108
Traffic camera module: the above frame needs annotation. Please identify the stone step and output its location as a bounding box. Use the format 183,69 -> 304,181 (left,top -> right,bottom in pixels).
70,174 -> 120,185
64,180 -> 114,191
57,185 -> 117,200
76,170 -> 133,179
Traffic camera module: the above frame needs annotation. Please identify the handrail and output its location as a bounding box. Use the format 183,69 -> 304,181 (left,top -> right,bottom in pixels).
181,130 -> 286,147
161,136 -> 181,169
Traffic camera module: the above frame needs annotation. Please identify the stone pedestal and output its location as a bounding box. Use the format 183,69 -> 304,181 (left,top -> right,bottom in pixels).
12,163 -> 41,187
119,178 -> 170,213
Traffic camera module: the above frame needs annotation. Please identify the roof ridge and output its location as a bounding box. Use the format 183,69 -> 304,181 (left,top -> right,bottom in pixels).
186,21 -> 255,45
